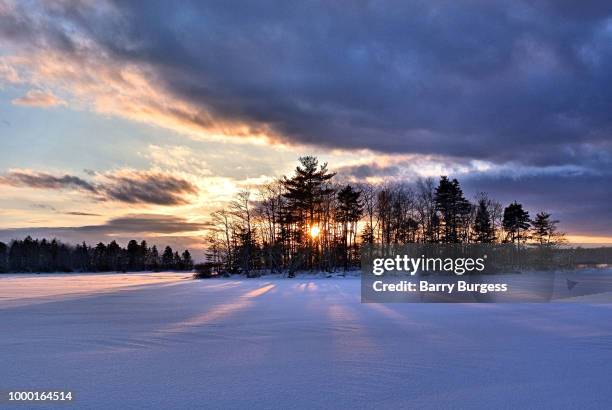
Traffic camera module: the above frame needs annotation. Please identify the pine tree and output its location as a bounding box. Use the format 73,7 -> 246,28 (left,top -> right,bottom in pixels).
0,241 -> 8,272
127,240 -> 140,271
336,185 -> 363,269
162,246 -> 174,270
434,177 -> 471,243
149,245 -> 160,271
473,198 -> 495,243
173,251 -> 182,269
107,241 -> 122,271
181,250 -> 194,270
139,240 -> 149,270
502,202 -> 531,243
282,156 -> 335,271
532,212 -> 564,245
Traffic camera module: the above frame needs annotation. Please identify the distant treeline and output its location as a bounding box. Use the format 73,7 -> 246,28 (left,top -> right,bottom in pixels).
0,237 -> 193,273
204,156 -> 566,277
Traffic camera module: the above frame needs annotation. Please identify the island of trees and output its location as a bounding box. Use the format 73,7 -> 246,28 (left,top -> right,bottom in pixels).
0,156 -> 568,276
202,156 -> 565,277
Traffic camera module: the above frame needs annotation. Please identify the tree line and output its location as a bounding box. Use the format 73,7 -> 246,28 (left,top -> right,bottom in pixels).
204,156 -> 564,277
0,237 -> 193,273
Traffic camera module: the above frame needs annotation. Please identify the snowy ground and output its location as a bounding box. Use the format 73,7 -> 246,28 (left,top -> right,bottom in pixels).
2,273 -> 612,409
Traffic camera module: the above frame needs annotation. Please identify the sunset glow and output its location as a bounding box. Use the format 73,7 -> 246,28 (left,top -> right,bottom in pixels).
1,0 -> 611,255
309,226 -> 320,239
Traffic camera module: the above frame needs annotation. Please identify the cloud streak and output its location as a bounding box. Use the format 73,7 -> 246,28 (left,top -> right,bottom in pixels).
101,170 -> 198,205
0,170 -> 97,192
0,169 -> 198,206
11,89 -> 65,107
0,214 -> 208,237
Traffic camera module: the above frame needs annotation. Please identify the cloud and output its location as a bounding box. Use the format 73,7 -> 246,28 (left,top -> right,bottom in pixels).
30,203 -> 56,211
0,169 -> 198,206
65,211 -> 101,216
335,164 -> 401,180
0,0 -> 611,168
0,214 -> 207,238
0,170 -> 97,192
0,214 -> 208,239
101,170 -> 198,205
11,89 -> 65,107
75,214 -> 209,235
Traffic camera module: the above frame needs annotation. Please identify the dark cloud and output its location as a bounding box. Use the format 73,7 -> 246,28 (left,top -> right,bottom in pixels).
0,170 -> 97,192
0,214 -> 208,238
335,164 -> 401,179
65,211 -> 101,216
0,170 -> 197,206
102,172 -> 197,205
82,214 -> 209,234
3,0 -> 612,166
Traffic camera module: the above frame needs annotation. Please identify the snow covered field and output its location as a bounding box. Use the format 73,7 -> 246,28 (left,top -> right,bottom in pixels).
2,273 -> 612,409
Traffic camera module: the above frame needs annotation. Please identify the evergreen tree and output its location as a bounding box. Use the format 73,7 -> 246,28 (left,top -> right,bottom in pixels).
0,241 -> 8,272
149,245 -> 160,271
93,242 -> 108,271
162,246 -> 174,269
173,251 -> 182,269
361,223 -> 374,245
282,156 -> 335,271
139,240 -> 149,270
107,241 -> 122,271
336,185 -> 363,270
473,198 -> 495,243
127,240 -> 140,271
73,242 -> 91,272
502,202 -> 531,243
532,212 -> 564,245
181,250 -> 194,270
434,177 -> 471,243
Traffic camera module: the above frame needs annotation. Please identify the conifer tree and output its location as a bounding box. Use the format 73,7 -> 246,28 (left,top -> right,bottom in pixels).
181,249 -> 194,270
434,177 -> 471,243
532,212 -> 564,245
502,202 -> 531,243
162,246 -> 174,269
336,185 -> 363,269
282,156 -> 335,271
473,198 -> 495,243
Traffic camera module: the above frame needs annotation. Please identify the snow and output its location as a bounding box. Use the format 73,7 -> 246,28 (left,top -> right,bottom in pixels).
2,273 -> 612,409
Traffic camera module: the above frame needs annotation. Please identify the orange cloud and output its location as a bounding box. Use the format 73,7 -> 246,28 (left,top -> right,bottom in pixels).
11,89 -> 66,107
1,51 -> 274,143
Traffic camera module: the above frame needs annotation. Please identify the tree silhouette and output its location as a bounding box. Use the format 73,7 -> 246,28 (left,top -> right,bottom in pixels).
503,202 -> 531,243
162,246 -> 174,269
473,197 -> 495,243
201,157 -> 565,276
434,177 -> 471,243
336,185 -> 363,270
532,212 -> 565,245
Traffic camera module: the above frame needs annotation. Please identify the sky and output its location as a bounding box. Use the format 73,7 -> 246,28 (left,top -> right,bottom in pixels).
1,0 -> 612,255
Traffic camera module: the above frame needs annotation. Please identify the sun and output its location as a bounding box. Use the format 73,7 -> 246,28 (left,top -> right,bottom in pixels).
309,225 -> 320,238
